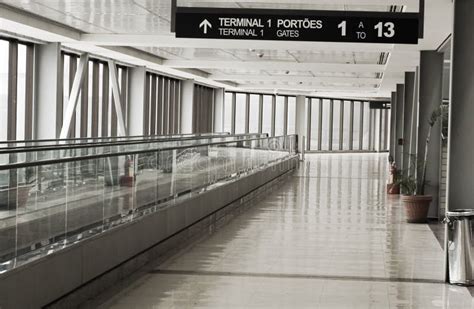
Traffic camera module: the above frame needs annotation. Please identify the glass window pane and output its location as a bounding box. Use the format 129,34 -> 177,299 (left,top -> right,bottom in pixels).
321,99 -> 330,150
343,101 -> 351,150
224,93 -> 232,133
262,95 -> 272,135
333,100 -> 341,150
0,40 -> 9,141
353,101 -> 361,150
310,98 -> 320,150
275,96 -> 285,136
287,97 -> 296,135
235,93 -> 246,134
363,102 -> 371,150
17,44 -> 27,140
249,94 -> 259,133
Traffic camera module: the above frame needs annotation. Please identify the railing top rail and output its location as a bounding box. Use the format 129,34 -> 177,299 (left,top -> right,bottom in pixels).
0,135 -> 296,171
0,134 -> 267,155
0,132 -> 231,145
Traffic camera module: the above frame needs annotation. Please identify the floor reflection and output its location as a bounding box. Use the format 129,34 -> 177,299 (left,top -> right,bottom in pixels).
99,154 -> 472,309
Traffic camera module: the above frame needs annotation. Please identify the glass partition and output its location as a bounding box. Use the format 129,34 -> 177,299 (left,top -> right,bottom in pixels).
0,135 -> 297,273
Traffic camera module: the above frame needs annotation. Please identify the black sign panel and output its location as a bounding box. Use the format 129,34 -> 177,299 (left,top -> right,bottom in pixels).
175,7 -> 419,44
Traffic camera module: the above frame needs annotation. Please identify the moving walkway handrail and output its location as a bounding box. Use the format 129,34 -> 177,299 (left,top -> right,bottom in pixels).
0,135 -> 296,171
0,133 -> 233,151
0,132 -> 231,147
0,133 -> 266,155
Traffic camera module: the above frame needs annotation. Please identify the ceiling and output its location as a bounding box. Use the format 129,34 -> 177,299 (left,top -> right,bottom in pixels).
0,0 -> 454,98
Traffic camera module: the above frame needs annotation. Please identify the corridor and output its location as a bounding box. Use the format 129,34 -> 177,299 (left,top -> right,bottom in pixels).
98,154 -> 472,309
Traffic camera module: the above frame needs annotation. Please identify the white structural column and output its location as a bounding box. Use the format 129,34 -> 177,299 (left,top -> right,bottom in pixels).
59,53 -> 89,139
295,95 -> 306,153
181,79 -> 195,134
214,88 -> 225,133
447,0 -> 474,211
128,66 -> 147,136
108,60 -> 127,136
418,51 -> 443,218
35,43 -> 63,139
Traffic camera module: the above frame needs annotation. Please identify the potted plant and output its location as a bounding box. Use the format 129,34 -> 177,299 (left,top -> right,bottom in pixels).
398,105 -> 446,223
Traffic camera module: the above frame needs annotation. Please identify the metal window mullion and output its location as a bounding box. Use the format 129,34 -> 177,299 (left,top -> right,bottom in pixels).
174,80 -> 180,134
25,44 -> 34,140
210,88 -> 215,133
339,100 -> 344,150
7,41 -> 18,141
378,109 -> 383,151
359,101 -> 364,150
157,76 -> 163,135
258,94 -> 263,134
245,93 -> 250,133
163,78 -> 169,134
271,94 -> 276,137
168,79 -> 176,134
91,61 -> 100,138
283,96 -> 288,136
306,98 -> 312,150
231,92 -> 236,134
143,73 -> 151,135
368,108 -> 373,151
328,99 -> 334,151
318,99 -> 323,151
349,101 -> 354,151
80,60 -> 89,138
384,108 -> 389,150
175,80 -> 181,134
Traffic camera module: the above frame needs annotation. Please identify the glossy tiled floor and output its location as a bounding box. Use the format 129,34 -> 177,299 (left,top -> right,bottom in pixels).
99,154 -> 474,308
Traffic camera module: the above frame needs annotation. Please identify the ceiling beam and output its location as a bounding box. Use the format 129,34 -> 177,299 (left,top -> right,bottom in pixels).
239,83 -> 379,92
210,74 -> 382,84
79,34 -> 405,53
163,59 -> 391,73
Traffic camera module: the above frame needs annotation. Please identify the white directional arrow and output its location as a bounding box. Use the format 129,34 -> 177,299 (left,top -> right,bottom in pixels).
199,19 -> 212,34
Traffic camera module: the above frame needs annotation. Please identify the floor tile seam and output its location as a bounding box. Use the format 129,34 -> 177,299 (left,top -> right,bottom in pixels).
150,269 -> 446,285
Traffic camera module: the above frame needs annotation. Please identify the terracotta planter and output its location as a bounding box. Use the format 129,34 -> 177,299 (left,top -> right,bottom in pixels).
401,195 -> 432,223
387,183 -> 400,195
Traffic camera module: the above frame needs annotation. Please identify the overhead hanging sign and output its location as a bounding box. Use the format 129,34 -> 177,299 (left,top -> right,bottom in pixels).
175,8 -> 419,44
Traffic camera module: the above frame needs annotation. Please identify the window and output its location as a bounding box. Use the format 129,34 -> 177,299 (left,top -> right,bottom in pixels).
342,101 -> 351,150
363,102 -> 371,150
262,95 -> 273,135
0,39 -> 34,142
287,97 -> 296,135
193,84 -> 214,133
275,96 -> 285,136
224,92 -> 233,133
309,98 -> 320,150
332,100 -> 341,150
249,94 -> 260,133
321,99 -> 331,150
145,73 -> 182,135
353,101 -> 362,150
0,40 -> 9,141
61,53 -> 129,138
235,93 -> 246,134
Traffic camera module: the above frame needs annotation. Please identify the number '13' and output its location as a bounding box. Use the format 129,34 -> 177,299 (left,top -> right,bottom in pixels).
374,22 -> 395,38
